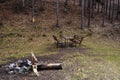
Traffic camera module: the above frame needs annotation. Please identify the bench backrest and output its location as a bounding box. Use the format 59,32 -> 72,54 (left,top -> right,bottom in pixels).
52,35 -> 59,43
79,37 -> 84,44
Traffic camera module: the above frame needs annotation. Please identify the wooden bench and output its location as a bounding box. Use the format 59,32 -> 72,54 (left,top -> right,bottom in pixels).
52,35 -> 64,48
69,35 -> 84,46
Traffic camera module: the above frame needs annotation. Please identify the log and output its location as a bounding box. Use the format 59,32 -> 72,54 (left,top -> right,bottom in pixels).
37,63 -> 62,70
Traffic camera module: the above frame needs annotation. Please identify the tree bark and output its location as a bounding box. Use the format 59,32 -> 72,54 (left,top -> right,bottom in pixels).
116,0 -> 120,19
56,0 -> 59,27
88,0 -> 92,29
111,0 -> 114,23
97,0 -> 100,13
39,0 -> 44,11
109,0 -> 112,19
37,63 -> 62,70
81,0 -> 85,29
105,0 -> 108,15
64,0 -> 68,12
32,0 -> 35,23
102,0 -> 105,27
91,0 -> 94,18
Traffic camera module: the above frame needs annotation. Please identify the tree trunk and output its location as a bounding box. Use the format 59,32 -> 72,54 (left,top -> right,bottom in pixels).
39,0 -> 44,11
32,0 -> 35,23
64,0 -> 68,12
105,0 -> 108,15
97,1 -> 100,13
56,0 -> 59,27
102,0 -> 105,27
79,0 -> 81,6
109,0 -> 112,19
91,0 -> 94,18
81,0 -> 85,29
111,0 -> 114,23
116,0 -> 120,19
88,0 -> 92,29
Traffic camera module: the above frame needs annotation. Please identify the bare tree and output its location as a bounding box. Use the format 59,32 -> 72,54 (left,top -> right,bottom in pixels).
88,0 -> 92,29
102,0 -> 105,26
32,0 -> 35,23
97,0 -> 100,13
111,0 -> 115,23
64,0 -> 68,12
56,0 -> 59,27
105,0 -> 108,15
39,0 -> 44,11
116,0 -> 120,19
81,0 -> 84,29
108,0 -> 112,19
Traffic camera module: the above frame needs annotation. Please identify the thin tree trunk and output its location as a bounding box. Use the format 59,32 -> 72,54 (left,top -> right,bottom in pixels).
105,0 -> 108,15
84,0 -> 87,15
79,0 -> 81,6
109,0 -> 112,19
94,0 -> 96,9
32,0 -> 35,23
91,0 -> 94,18
56,0 -> 59,27
116,0 -> 120,19
39,0 -> 44,11
64,0 -> 68,12
102,0 -> 105,27
22,0 -> 25,7
88,0 -> 92,29
81,0 -> 84,29
111,0 -> 114,23
97,1 -> 100,13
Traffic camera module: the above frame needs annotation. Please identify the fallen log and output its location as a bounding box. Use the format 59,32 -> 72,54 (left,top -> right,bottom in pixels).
37,63 -> 62,71
7,52 -> 62,76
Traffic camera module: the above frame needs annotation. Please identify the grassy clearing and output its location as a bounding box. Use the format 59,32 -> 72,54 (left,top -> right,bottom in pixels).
59,35 -> 120,79
0,26 -> 59,64
0,25 -> 120,79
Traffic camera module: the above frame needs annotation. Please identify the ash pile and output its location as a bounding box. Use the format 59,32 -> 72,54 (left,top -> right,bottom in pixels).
6,59 -> 32,74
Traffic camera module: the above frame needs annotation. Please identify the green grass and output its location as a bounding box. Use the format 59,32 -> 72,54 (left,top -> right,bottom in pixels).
0,27 -> 58,64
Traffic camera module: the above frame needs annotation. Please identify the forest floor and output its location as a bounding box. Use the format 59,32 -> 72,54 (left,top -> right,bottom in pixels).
0,0 -> 120,80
